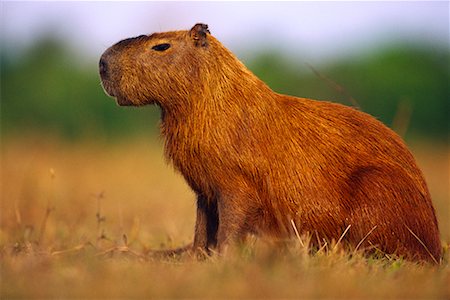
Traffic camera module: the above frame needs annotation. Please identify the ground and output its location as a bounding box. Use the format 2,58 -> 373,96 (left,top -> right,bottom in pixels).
1,136 -> 449,298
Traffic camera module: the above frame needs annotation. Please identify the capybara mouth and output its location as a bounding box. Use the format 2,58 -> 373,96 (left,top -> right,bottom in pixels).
115,95 -> 135,106
100,80 -> 130,106
100,80 -> 144,107
100,79 -> 118,98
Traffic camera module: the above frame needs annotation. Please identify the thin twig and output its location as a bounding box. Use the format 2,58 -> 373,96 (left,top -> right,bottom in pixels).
315,230 -> 322,249
405,225 -> 439,264
93,191 -> 106,246
368,241 -> 392,261
38,169 -> 56,244
51,242 -> 92,256
14,201 -> 22,226
290,219 -> 305,247
333,224 -> 351,251
306,63 -> 361,109
316,241 -> 328,254
38,201 -> 54,244
354,225 -> 378,253
96,245 -> 145,259
391,99 -> 413,138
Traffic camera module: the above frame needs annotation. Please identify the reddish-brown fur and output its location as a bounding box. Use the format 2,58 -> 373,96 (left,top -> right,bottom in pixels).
99,24 -> 441,262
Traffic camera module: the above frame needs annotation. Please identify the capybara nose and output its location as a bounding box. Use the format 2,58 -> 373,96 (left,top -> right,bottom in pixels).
99,57 -> 109,79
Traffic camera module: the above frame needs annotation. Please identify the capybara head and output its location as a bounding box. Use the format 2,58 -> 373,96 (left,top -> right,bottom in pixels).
99,23 -> 216,107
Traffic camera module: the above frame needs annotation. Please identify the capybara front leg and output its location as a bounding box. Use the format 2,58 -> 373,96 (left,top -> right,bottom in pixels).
193,195 -> 218,255
216,197 -> 249,254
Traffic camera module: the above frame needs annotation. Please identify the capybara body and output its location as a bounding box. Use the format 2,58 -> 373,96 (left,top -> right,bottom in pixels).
99,24 -> 441,262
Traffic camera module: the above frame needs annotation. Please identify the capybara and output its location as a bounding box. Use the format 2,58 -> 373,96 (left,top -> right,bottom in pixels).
99,23 -> 441,263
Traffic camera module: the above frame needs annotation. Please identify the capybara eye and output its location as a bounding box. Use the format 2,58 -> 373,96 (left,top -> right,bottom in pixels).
152,43 -> 171,51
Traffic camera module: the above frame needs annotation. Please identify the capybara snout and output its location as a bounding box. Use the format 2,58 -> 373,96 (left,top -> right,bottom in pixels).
100,23 -> 441,263
98,57 -> 109,80
100,27 -> 211,108
99,34 -> 152,106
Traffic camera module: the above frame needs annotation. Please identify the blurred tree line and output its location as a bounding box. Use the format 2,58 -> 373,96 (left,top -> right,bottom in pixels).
1,37 -> 448,141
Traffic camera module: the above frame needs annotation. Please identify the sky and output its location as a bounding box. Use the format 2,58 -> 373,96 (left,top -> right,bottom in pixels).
1,1 -> 449,63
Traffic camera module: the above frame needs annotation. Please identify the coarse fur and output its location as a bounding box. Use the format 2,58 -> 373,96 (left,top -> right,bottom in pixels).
99,23 -> 441,263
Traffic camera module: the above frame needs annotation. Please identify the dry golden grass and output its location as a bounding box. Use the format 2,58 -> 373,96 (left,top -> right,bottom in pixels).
1,135 -> 449,299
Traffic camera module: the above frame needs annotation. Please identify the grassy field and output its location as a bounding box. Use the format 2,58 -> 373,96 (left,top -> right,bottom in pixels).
1,136 -> 449,299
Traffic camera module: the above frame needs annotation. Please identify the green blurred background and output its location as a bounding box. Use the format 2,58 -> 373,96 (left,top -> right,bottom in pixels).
1,2 -> 449,142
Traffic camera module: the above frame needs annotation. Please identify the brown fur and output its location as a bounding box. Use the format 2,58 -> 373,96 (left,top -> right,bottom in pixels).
99,23 -> 441,263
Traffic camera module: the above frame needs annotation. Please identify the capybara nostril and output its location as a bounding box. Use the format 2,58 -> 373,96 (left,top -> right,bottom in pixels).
99,57 -> 109,79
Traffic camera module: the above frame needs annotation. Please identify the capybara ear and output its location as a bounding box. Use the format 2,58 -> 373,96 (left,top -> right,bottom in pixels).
190,23 -> 210,47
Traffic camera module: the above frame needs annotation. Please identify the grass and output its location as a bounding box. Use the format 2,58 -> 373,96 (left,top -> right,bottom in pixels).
1,135 -> 449,299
